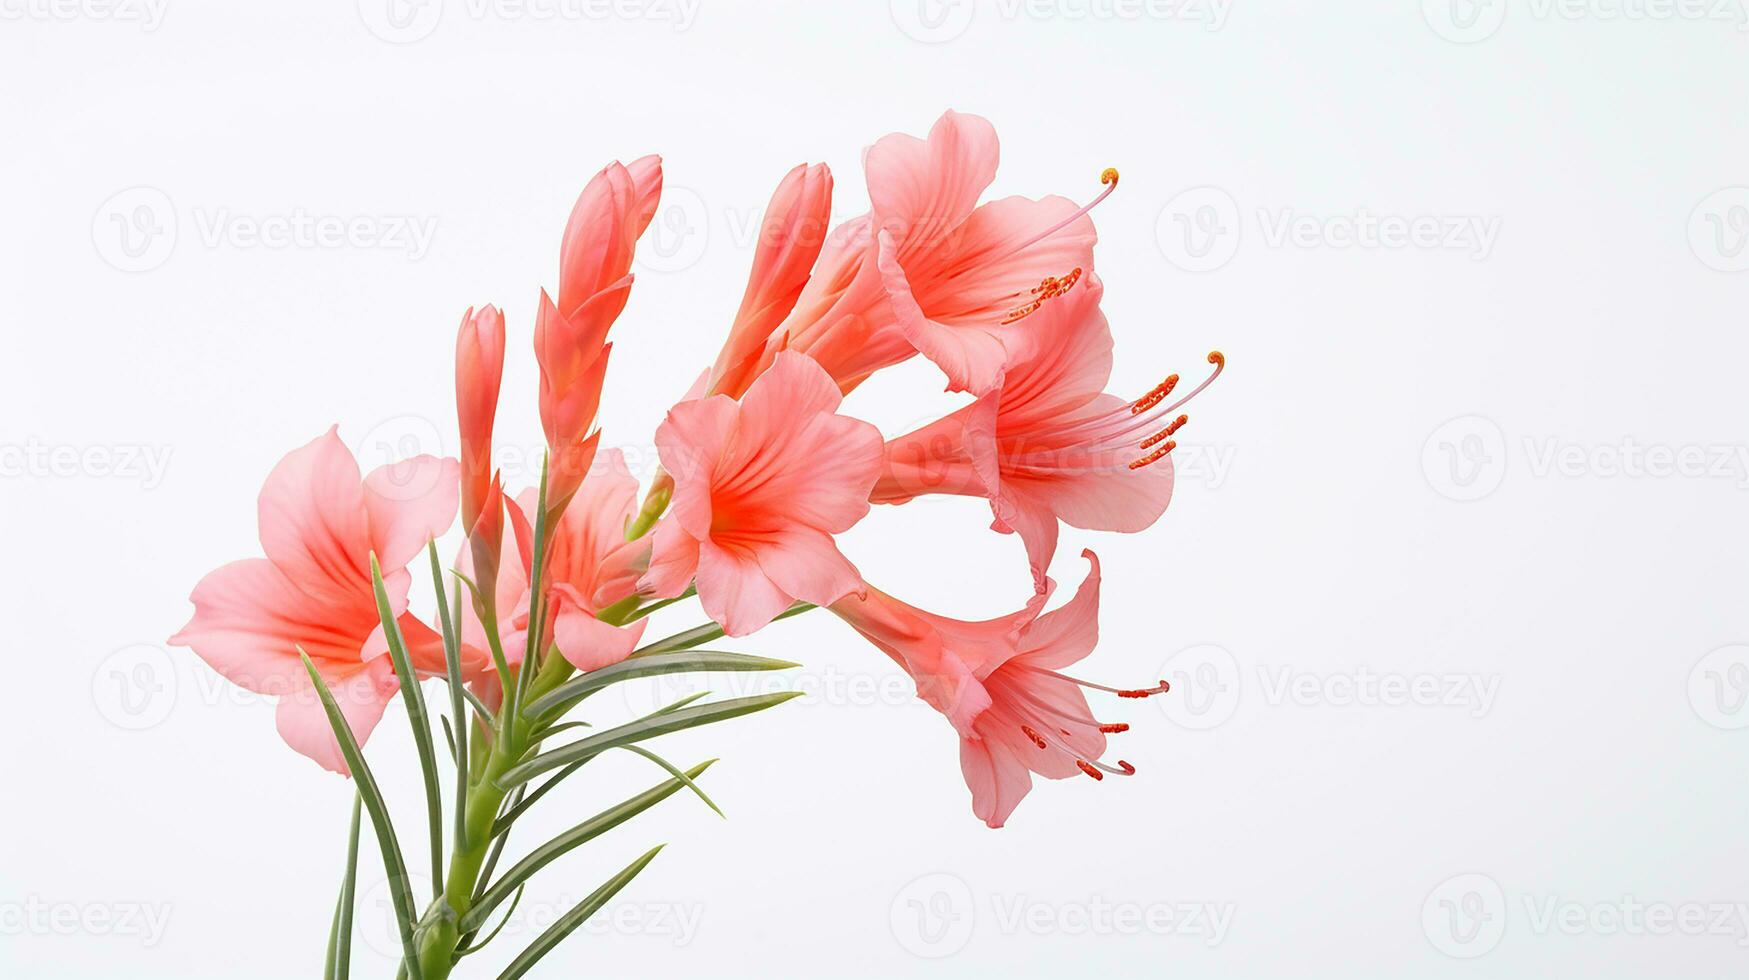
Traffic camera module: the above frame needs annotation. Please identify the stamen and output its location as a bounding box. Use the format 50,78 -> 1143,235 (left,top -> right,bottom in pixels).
985,168 -> 1120,266
1098,723 -> 1130,734
1139,414 -> 1188,450
1001,267 -> 1083,324
1127,440 -> 1175,470
1087,758 -> 1137,776
1152,352 -> 1224,419
1020,724 -> 1048,749
1030,668 -> 1169,699
1076,760 -> 1104,781
1131,375 -> 1179,415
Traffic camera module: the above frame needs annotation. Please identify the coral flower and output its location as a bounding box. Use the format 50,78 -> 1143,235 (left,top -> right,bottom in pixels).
458,449 -> 651,674
831,552 -> 1163,827
732,111 -> 1103,396
169,429 -> 464,774
640,351 -> 883,636
536,156 -> 662,511
456,303 -> 507,592
706,162 -> 833,398
872,273 -> 1223,588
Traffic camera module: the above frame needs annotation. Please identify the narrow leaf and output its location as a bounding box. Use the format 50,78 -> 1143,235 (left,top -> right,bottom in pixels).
524,650 -> 799,721
323,794 -> 362,980
617,745 -> 724,817
429,541 -> 469,855
631,602 -> 812,657
495,846 -> 665,980
498,694 -> 799,789
454,884 -> 524,958
370,553 -> 444,896
466,764 -> 712,931
299,652 -> 424,980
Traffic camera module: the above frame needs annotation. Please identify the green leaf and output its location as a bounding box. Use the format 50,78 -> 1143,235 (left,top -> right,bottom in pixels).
429,542 -> 469,857
498,693 -> 800,789
490,759 -> 590,839
512,456 -> 554,723
452,569 -> 512,692
370,553 -> 444,896
454,883 -> 523,959
323,794 -> 362,980
495,846 -> 665,980
465,765 -> 709,933
631,602 -> 812,657
298,652 -> 424,980
523,650 -> 800,722
616,745 -> 724,817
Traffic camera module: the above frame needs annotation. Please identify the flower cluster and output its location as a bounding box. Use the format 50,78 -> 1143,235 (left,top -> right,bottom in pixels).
171,110 -> 1223,834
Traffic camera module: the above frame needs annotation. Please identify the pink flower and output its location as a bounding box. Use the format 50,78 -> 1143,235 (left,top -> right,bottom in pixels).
706,162 -> 833,399
168,429 -> 466,775
761,111 -> 1105,395
640,351 -> 882,636
536,156 -> 662,511
456,450 -> 651,673
456,304 -> 507,589
831,552 -> 1162,828
872,273 -> 1223,588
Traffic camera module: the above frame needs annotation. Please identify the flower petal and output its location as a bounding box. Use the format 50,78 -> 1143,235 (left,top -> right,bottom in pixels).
880,230 -> 1010,396
696,539 -> 795,637
866,110 -> 999,263
256,428 -> 370,601
274,660 -> 400,776
363,455 -> 459,573
551,590 -> 649,672
750,525 -> 864,609
959,734 -> 1033,829
639,516 -> 700,599
169,558 -> 376,693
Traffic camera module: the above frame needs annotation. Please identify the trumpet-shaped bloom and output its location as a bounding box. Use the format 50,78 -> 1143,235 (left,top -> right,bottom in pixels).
872,274 -> 1222,588
831,552 -> 1161,827
742,111 -> 1102,396
168,428 -> 463,774
456,450 -> 650,674
641,351 -> 882,636
537,156 -> 662,510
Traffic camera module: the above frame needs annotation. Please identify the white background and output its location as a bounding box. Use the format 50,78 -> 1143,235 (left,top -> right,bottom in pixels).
4,1 -> 1748,977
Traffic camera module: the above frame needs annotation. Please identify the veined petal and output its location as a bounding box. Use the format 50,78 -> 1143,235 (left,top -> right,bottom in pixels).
696,540 -> 795,637
363,455 -> 459,573
256,428 -> 370,601
275,660 -> 400,776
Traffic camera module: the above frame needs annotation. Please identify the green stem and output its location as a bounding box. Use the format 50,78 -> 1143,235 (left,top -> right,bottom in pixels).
411,713 -> 520,979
